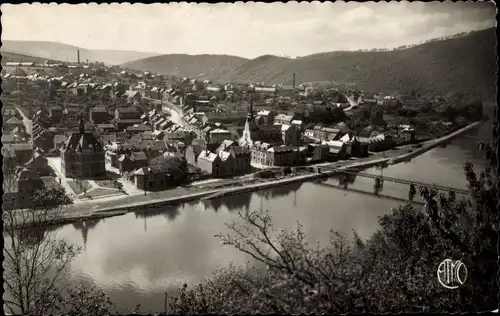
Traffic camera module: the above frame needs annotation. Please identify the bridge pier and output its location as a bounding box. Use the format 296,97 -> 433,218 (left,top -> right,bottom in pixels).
322,166 -> 468,195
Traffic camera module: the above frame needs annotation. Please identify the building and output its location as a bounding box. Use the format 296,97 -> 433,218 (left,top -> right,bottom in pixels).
6,143 -> 34,165
398,125 -> 416,143
273,114 -> 294,125
251,141 -> 304,167
228,146 -> 251,174
49,106 -> 64,123
115,107 -> 142,120
5,116 -> 24,133
118,151 -> 148,173
281,124 -> 300,145
208,128 -> 231,145
256,110 -> 278,125
90,107 -> 110,124
24,151 -> 51,176
239,98 -> 283,148
308,143 -> 330,162
60,117 -> 106,178
133,156 -> 188,191
196,149 -> 240,177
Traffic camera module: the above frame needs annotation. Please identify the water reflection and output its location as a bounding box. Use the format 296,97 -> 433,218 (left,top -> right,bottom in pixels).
72,219 -> 102,249
202,193 -> 251,212
44,125 -> 489,314
254,181 -> 303,200
134,205 -> 181,221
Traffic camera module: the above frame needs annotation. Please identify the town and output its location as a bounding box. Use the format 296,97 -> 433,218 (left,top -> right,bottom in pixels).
2,2 -> 497,315
1,51 -> 485,210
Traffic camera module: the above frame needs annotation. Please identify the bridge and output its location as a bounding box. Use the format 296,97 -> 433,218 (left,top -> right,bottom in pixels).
315,181 -> 426,205
319,165 -> 469,195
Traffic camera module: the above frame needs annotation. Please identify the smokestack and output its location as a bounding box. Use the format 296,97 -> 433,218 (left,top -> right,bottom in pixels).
77,50 -> 80,64
292,73 -> 296,88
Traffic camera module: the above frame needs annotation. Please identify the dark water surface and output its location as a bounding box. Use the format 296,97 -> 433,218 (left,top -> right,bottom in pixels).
22,122 -> 497,313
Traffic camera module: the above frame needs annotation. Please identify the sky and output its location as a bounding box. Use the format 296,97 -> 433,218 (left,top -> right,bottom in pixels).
1,1 -> 497,59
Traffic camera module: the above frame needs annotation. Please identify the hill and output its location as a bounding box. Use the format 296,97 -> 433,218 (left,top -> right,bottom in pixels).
121,54 -> 248,79
214,28 -> 497,101
1,51 -> 48,64
1,40 -> 160,65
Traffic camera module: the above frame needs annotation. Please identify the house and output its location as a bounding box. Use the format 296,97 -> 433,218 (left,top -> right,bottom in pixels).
308,144 -> 330,162
398,125 -> 416,143
250,142 -> 303,167
118,151 -> 148,173
15,167 -> 45,205
100,133 -> 117,145
115,107 -> 142,120
122,90 -> 142,101
5,116 -> 24,133
125,124 -> 153,134
33,132 -> 55,153
197,150 -> 223,176
2,134 -> 17,144
3,106 -> 19,120
358,133 -> 395,152
60,117 -> 106,178
90,107 -> 110,124
96,123 -> 118,133
24,151 -> 51,176
133,156 -> 187,191
281,124 -> 300,146
303,129 -> 315,140
49,106 -> 64,123
65,106 -> 84,122
273,114 -> 294,125
217,150 -> 236,177
325,140 -> 347,160
344,137 -> 369,158
115,119 -> 143,130
256,110 -> 278,125
229,146 -> 251,174
208,128 -> 231,145
216,140 -> 236,154
7,143 -> 34,164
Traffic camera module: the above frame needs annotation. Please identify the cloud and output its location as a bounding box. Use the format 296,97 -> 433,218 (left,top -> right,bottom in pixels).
1,2 -> 496,58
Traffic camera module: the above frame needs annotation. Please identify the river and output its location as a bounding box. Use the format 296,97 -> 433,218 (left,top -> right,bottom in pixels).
11,121 -> 494,313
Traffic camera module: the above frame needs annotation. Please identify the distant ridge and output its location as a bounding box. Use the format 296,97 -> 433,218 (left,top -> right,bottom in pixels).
213,28 -> 497,100
122,54 -> 249,79
1,51 -> 48,64
1,40 -> 160,65
123,28 -> 496,101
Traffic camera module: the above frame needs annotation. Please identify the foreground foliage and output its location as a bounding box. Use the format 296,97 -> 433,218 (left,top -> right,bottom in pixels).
168,122 -> 498,313
3,187 -> 113,314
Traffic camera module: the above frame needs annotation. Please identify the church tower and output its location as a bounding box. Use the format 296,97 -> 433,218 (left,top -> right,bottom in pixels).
79,114 -> 85,134
239,89 -> 256,148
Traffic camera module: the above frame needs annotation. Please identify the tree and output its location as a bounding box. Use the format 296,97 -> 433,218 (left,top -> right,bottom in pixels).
167,131 -> 497,313
3,185 -> 113,314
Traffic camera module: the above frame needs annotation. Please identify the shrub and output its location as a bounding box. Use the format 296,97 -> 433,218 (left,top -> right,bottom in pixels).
168,132 -> 497,313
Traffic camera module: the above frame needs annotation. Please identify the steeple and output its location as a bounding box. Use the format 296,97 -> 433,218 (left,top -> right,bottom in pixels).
247,87 -> 255,119
248,97 -> 254,118
78,115 -> 85,134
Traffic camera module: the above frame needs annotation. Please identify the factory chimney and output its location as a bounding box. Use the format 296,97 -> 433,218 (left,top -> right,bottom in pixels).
77,50 -> 80,65
292,73 -> 296,88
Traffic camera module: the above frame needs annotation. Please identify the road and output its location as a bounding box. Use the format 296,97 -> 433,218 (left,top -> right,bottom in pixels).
144,97 -> 184,126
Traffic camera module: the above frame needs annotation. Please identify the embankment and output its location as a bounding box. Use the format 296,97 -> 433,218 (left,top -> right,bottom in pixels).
389,121 -> 482,164
18,121 -> 480,228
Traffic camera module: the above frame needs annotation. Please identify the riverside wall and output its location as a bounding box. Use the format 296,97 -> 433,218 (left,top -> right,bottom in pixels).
389,121 -> 482,164
16,121 -> 481,228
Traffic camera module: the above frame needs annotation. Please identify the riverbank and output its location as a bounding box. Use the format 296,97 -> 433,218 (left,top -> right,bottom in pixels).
13,121 -> 480,228
389,121 -> 482,164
